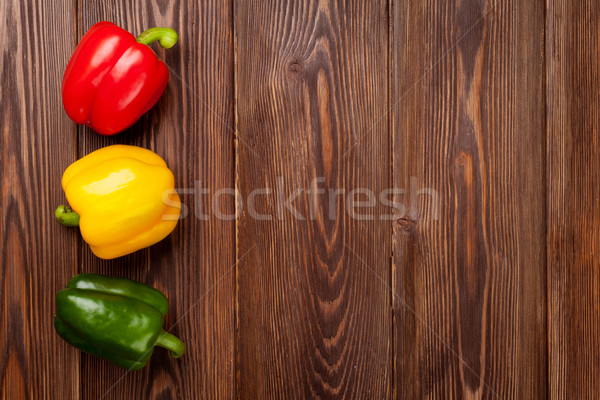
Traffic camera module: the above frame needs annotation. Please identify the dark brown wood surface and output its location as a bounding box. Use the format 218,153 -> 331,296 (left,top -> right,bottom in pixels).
0,0 -> 598,399
0,0 -> 79,398
235,1 -> 390,398
547,0 -> 600,398
391,0 -> 547,398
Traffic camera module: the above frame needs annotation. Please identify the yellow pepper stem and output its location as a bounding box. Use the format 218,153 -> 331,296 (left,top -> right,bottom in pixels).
56,205 -> 80,227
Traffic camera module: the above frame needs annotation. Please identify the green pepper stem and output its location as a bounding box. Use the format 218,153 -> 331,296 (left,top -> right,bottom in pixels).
136,27 -> 178,49
55,205 -> 80,227
156,330 -> 185,358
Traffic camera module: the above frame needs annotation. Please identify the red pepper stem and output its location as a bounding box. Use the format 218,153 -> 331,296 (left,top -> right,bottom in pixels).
55,205 -> 80,227
155,330 -> 185,358
136,27 -> 178,49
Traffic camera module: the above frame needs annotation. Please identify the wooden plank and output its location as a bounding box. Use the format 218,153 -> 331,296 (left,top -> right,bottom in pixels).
76,1 -> 235,398
0,0 -> 79,399
235,1 -> 391,398
391,0 -> 547,397
547,1 -> 600,398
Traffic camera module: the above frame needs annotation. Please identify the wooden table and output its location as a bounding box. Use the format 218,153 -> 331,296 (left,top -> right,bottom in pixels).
1,0 -> 598,398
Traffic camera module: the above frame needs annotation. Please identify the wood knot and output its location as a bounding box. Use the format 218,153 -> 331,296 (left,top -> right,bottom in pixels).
395,217 -> 417,234
286,60 -> 304,80
455,152 -> 467,166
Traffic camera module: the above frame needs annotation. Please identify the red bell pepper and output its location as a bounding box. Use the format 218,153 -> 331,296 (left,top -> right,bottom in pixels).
62,21 -> 178,135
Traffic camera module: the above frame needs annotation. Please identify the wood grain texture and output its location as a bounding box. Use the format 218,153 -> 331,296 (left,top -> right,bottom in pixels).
75,1 -> 235,399
4,0 -> 600,398
391,0 -> 547,398
547,1 -> 600,398
235,1 -> 391,398
0,0 -> 79,399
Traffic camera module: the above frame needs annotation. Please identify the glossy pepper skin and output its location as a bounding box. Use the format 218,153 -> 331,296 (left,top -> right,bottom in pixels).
54,274 -> 185,370
55,145 -> 181,259
62,21 -> 178,135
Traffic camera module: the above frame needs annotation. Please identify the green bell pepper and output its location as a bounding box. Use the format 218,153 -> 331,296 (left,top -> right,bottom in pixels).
54,274 -> 185,370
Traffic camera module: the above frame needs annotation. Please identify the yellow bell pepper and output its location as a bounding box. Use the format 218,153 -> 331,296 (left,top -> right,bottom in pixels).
55,145 -> 181,259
